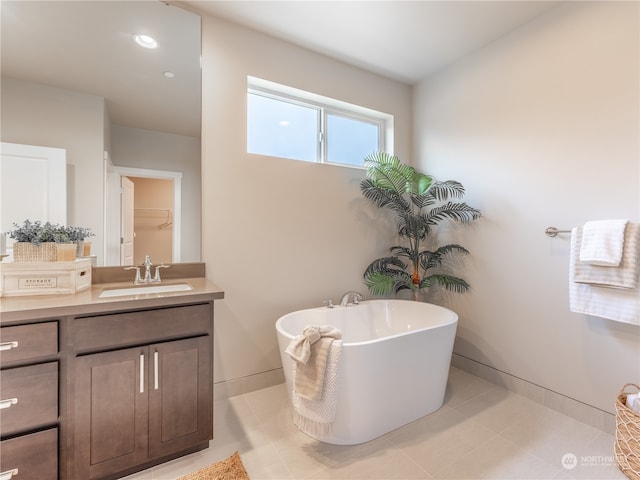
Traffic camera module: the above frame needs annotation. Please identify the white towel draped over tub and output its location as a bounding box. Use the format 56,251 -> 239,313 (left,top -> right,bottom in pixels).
569,223 -> 640,325
285,325 -> 342,436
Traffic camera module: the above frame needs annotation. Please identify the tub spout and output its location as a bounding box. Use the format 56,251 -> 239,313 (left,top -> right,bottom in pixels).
340,291 -> 363,307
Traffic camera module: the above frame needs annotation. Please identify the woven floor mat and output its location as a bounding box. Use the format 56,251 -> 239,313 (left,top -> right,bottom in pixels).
177,451 -> 250,480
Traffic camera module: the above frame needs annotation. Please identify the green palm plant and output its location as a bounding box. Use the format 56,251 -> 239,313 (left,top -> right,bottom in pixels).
361,152 -> 481,298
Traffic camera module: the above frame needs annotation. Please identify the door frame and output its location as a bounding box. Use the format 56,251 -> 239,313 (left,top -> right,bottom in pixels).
104,164 -> 182,265
120,176 -> 135,266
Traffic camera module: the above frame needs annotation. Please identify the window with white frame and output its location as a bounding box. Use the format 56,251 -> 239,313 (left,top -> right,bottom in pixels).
247,77 -> 393,168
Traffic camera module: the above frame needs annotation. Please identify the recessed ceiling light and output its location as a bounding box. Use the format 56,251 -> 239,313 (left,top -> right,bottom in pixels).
133,34 -> 158,49
163,71 -> 175,78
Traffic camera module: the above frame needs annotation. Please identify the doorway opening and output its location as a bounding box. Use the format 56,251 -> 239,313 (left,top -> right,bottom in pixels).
129,176 -> 174,265
104,163 -> 182,266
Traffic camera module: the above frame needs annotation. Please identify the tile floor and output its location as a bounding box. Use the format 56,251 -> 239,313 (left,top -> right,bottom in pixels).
123,367 -> 628,479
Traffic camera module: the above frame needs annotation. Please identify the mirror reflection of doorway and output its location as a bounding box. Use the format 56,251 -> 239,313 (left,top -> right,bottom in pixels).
128,176 -> 174,265
104,164 -> 182,266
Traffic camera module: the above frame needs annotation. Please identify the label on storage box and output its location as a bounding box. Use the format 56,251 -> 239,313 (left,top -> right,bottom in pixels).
18,276 -> 58,289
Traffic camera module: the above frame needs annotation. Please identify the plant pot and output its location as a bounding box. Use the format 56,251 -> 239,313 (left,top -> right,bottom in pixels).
56,243 -> 77,261
13,242 -> 57,262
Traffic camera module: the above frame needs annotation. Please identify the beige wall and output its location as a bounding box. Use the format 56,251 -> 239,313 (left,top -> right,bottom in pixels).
111,125 -> 202,263
1,78 -> 106,262
200,14 -> 412,383
413,1 -> 639,413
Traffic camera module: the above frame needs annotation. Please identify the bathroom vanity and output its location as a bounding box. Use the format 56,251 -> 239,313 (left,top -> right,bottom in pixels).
0,273 -> 224,480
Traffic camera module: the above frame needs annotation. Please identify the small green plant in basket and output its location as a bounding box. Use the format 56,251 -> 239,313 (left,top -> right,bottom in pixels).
8,220 -> 69,245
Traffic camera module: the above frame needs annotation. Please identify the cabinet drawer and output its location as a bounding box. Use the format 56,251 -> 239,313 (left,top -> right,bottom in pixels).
74,303 -> 211,351
0,322 -> 58,365
0,428 -> 57,480
0,362 -> 58,436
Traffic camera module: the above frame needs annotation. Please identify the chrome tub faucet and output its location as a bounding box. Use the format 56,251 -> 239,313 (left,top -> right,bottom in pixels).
340,291 -> 364,307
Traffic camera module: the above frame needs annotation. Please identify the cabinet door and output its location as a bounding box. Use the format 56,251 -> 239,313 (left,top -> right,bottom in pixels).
148,336 -> 211,459
74,347 -> 149,480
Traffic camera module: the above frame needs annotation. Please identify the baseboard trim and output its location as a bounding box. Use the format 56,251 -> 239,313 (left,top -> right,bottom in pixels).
451,353 -> 616,435
214,368 -> 285,400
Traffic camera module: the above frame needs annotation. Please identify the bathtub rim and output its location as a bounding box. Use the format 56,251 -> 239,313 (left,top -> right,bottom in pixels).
275,298 -> 458,347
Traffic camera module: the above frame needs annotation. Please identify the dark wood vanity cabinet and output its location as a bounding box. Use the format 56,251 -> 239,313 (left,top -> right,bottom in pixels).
0,276 -> 222,480
0,321 -> 59,480
71,303 -> 214,480
74,337 -> 211,479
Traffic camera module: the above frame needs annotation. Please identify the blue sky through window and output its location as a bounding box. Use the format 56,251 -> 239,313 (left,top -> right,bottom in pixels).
247,93 -> 318,162
247,82 -> 388,167
327,114 -> 378,166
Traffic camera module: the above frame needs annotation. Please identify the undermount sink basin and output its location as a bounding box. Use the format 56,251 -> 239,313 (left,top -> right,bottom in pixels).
99,283 -> 193,298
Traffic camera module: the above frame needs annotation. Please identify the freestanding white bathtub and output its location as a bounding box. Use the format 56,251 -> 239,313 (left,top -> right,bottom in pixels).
275,299 -> 458,445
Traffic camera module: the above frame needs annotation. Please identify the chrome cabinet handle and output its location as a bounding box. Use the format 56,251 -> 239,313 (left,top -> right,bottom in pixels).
0,468 -> 19,480
0,398 -> 18,410
153,351 -> 159,390
139,353 -> 144,393
0,341 -> 18,351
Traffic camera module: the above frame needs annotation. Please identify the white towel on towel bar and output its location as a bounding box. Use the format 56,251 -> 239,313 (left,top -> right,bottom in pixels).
569,227 -> 639,325
579,219 -> 628,266
573,223 -> 640,289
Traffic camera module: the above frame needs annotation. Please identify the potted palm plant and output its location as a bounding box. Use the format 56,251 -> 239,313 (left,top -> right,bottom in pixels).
360,152 -> 481,300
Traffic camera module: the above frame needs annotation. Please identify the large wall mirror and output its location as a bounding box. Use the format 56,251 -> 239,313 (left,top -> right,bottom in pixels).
1,1 -> 201,266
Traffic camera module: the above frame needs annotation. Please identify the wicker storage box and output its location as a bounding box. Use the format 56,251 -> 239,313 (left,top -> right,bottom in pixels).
0,258 -> 92,296
13,242 -> 58,262
615,383 -> 640,480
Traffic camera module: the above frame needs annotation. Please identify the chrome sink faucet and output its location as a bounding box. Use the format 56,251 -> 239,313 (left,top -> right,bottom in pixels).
340,291 -> 363,307
143,255 -> 153,283
153,263 -> 170,282
124,255 -> 170,284
124,265 -> 143,284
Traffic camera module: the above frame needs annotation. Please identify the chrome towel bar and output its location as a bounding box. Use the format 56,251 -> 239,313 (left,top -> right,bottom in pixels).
545,226 -> 572,237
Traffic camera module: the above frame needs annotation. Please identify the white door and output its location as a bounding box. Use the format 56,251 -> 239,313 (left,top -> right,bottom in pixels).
0,142 -> 66,258
120,176 -> 134,265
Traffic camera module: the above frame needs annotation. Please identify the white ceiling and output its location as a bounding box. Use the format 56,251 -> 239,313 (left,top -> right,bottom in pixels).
1,1 -> 562,139
188,0 -> 562,84
1,1 -> 201,138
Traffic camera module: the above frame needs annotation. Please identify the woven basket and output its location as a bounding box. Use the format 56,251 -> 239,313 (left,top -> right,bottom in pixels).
13,242 -> 57,262
615,383 -> 640,480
